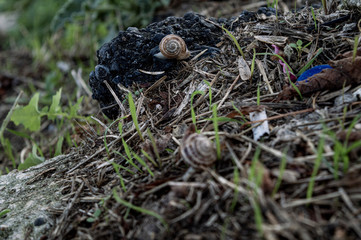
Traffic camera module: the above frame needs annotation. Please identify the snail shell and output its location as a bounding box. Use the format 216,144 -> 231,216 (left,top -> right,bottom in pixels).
181,132 -> 217,169
157,34 -> 190,60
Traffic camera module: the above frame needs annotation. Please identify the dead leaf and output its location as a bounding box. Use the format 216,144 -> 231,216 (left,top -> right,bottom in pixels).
277,48 -> 361,100
237,56 -> 252,80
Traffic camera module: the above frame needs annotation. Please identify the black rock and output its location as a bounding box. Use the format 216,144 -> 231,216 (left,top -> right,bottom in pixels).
257,7 -> 277,16
89,12 -> 243,119
239,10 -> 257,22
34,217 -> 46,227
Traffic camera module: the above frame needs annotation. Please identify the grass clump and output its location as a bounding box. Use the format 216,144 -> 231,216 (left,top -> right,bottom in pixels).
248,147 -> 264,237
306,136 -> 325,200
212,104 -> 222,160
272,147 -> 288,197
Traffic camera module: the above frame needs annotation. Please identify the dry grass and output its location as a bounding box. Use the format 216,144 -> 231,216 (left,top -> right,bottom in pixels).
24,5 -> 361,240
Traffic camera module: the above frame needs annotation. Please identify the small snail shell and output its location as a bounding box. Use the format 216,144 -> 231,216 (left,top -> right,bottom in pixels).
181,132 -> 217,169
156,34 -> 190,60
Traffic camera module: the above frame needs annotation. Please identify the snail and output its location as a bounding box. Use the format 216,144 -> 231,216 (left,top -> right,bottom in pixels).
181,128 -> 217,169
154,34 -> 190,60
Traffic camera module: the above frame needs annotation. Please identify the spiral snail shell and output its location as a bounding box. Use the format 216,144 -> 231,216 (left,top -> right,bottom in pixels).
181,132 -> 217,169
156,34 -> 190,60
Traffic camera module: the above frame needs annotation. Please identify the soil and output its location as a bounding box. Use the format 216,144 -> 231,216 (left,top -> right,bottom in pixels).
1,0 -> 361,239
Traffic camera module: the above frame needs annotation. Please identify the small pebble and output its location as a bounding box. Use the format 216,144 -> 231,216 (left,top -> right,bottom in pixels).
94,65 -> 110,80
334,93 -> 355,106
353,88 -> 361,100
34,217 -> 46,227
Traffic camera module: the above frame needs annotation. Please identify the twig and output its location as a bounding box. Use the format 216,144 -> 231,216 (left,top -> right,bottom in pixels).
217,75 -> 240,110
104,80 -> 126,116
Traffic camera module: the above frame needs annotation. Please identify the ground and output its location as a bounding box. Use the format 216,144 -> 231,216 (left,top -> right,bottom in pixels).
1,0 -> 361,239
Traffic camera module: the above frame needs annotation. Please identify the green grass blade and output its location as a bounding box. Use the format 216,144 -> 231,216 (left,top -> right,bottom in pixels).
0,91 -> 23,146
307,136 -> 325,200
311,7 -> 317,31
231,102 -> 248,123
332,142 -> 341,179
249,147 -> 265,237
141,149 -> 158,167
250,48 -> 256,79
321,0 -> 327,14
296,48 -> 323,76
250,147 -> 262,188
3,139 -> 16,168
353,35 -> 360,62
128,92 -> 144,141
347,140 -> 361,154
1,91 -> 23,167
346,115 -> 361,138
212,104 -> 221,160
104,116 -> 127,155
222,25 -> 245,58
301,41 -> 313,51
110,160 -> 127,191
0,209 -> 11,218
230,167 -> 240,213
132,151 -> 154,177
122,139 -> 142,172
252,198 -> 263,236
289,79 -> 303,100
272,147 -> 288,197
54,136 -> 64,156
190,90 -> 205,133
111,152 -> 136,175
113,188 -> 168,228
274,0 -> 279,19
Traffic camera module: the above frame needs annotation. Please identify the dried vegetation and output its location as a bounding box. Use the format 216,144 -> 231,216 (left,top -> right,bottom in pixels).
9,4 -> 361,240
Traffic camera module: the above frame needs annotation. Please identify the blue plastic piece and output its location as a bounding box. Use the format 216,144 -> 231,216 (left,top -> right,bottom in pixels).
297,64 -> 332,82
